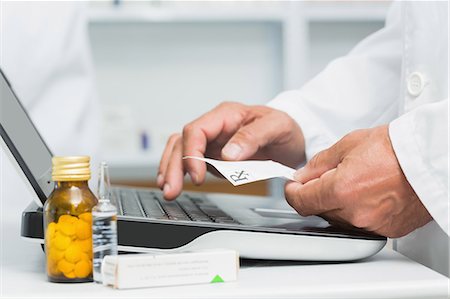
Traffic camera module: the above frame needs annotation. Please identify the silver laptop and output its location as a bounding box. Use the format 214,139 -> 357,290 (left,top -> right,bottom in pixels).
0,69 -> 386,261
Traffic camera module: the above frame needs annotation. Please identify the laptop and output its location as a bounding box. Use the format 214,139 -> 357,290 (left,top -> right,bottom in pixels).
0,69 -> 386,261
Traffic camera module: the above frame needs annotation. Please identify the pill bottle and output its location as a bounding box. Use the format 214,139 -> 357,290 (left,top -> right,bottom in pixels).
44,156 -> 98,283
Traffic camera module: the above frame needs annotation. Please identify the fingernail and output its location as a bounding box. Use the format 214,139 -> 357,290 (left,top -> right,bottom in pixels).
222,143 -> 242,160
163,183 -> 171,195
157,174 -> 164,187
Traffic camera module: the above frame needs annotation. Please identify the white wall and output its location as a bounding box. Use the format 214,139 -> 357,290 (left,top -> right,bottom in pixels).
89,21 -> 283,156
87,2 -> 386,179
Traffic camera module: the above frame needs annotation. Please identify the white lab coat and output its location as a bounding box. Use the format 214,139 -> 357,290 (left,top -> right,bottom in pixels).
268,2 -> 449,276
0,2 -> 100,190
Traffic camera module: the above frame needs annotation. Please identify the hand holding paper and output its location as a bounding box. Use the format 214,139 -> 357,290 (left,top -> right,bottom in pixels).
183,156 -> 297,186
158,102 -> 306,199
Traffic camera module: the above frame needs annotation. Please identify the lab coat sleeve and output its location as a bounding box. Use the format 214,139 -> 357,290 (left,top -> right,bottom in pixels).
267,3 -> 403,161
389,100 -> 449,235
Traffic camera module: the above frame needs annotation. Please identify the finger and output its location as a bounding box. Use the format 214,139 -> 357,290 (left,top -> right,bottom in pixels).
158,133 -> 181,188
294,143 -> 343,184
182,103 -> 246,185
285,168 -> 339,216
163,138 -> 185,200
294,131 -> 364,183
221,112 -> 284,161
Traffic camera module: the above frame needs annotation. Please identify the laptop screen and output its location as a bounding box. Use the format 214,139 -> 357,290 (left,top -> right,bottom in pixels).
0,69 -> 53,205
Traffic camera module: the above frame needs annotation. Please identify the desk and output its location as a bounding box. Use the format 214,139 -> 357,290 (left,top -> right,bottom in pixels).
1,206 -> 449,298
0,151 -> 448,298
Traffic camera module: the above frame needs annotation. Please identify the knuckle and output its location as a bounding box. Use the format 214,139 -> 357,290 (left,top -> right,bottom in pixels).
173,137 -> 182,150
255,105 -> 273,115
341,131 -> 357,144
218,101 -> 240,110
218,101 -> 232,108
276,110 -> 293,125
168,133 -> 181,144
182,123 -> 196,137
341,129 -> 366,143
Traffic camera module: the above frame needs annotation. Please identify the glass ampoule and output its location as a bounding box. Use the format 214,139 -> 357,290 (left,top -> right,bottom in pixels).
92,162 -> 118,283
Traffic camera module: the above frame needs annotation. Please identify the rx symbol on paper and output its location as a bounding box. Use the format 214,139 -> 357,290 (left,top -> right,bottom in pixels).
230,170 -> 249,183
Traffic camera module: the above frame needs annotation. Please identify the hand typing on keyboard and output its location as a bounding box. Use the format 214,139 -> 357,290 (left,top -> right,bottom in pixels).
157,102 -> 305,200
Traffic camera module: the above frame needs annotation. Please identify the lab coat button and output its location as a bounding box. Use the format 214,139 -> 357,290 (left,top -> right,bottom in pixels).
407,72 -> 425,97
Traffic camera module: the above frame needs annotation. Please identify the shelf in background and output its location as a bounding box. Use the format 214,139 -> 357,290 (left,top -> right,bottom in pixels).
88,6 -> 285,23
88,2 -> 389,24
305,2 -> 389,22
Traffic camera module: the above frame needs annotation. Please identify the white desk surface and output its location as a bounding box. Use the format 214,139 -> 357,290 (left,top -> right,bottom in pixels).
0,152 -> 448,298
1,208 -> 448,298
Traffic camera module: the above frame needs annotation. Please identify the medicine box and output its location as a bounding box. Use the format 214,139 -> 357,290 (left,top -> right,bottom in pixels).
101,249 -> 239,289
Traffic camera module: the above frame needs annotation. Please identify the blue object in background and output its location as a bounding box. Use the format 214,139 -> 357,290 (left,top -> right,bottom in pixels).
141,130 -> 150,151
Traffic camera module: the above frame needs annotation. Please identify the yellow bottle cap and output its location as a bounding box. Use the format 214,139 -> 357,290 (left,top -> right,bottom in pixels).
52,156 -> 91,181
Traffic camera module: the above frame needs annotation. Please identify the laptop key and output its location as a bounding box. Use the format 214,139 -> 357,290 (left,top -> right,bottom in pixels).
137,191 -> 154,200
160,201 -> 191,221
198,206 -> 229,218
120,192 -> 144,217
178,197 -> 212,222
138,197 -> 167,219
196,205 -> 237,223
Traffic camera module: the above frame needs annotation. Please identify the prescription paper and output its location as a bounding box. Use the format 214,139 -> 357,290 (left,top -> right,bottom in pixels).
183,156 -> 297,186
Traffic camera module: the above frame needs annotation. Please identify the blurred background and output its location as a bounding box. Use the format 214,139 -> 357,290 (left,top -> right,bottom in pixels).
87,0 -> 390,196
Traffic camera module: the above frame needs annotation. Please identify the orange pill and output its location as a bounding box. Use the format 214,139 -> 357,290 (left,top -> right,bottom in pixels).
59,215 -> 77,224
54,232 -> 71,250
48,248 -> 65,263
74,260 -> 91,278
79,213 -> 92,224
57,259 -> 75,274
75,219 -> 91,240
58,221 -> 76,236
47,261 -> 61,276
64,271 -> 76,279
46,222 -> 57,242
76,238 -> 92,253
65,244 -> 82,263
80,252 -> 90,262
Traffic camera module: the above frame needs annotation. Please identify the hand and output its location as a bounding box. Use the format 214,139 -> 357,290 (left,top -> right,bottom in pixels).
158,102 -> 305,200
285,125 -> 432,238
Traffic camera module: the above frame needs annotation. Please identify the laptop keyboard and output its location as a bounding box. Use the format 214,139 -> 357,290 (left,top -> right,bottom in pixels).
112,188 -> 239,224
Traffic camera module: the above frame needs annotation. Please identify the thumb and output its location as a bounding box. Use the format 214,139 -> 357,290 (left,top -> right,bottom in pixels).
295,142 -> 344,183
221,117 -> 274,161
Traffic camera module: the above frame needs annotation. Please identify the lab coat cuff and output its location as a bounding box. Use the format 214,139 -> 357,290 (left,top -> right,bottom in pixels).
389,115 -> 449,236
267,91 -> 336,162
